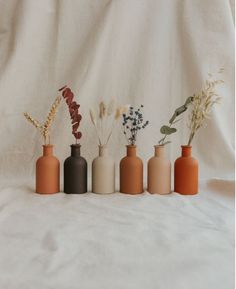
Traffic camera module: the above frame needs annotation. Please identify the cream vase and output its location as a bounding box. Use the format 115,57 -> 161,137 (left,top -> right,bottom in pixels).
92,145 -> 115,194
147,145 -> 171,194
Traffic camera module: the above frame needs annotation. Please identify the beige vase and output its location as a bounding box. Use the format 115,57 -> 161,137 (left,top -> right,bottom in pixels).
147,145 -> 171,194
92,145 -> 115,194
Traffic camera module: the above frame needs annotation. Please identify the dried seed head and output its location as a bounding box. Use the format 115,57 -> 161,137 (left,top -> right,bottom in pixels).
107,99 -> 115,116
90,109 -> 97,126
99,101 -> 106,118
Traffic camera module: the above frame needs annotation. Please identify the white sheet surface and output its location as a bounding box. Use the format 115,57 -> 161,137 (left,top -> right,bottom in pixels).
0,180 -> 234,289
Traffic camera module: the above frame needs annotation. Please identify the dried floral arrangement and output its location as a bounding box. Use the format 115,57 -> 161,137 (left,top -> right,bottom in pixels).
122,105 -> 149,146
90,100 -> 127,146
24,96 -> 61,145
59,86 -> 82,144
187,69 -> 224,145
158,97 -> 193,146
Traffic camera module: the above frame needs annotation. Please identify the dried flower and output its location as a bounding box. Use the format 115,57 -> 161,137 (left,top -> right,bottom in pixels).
122,105 -> 149,145
90,100 -> 124,146
99,101 -> 106,119
23,113 -> 41,129
107,99 -> 115,116
24,95 -> 61,144
59,86 -> 82,144
89,109 -> 97,126
187,72 -> 223,145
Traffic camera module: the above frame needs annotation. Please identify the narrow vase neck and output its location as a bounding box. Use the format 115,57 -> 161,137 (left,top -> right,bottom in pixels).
181,145 -> 192,157
71,144 -> 81,157
99,145 -> 108,157
154,145 -> 165,157
127,145 -> 136,157
43,145 -> 53,156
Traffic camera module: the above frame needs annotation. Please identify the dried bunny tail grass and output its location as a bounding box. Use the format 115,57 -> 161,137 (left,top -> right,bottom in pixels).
115,107 -> 122,120
99,101 -> 106,118
107,99 -> 116,116
114,105 -> 128,120
24,113 -> 41,129
44,96 -> 62,129
90,109 -> 97,126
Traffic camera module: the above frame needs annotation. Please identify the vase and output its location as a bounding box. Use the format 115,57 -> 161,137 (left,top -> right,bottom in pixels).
36,145 -> 60,194
147,145 -> 171,194
92,145 -> 115,194
174,145 -> 198,195
120,145 -> 143,194
64,144 -> 87,194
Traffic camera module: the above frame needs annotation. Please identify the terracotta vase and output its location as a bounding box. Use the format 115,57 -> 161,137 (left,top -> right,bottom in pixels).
36,145 -> 60,194
64,144 -> 87,194
174,145 -> 198,195
92,145 -> 115,194
120,145 -> 143,194
147,145 -> 171,194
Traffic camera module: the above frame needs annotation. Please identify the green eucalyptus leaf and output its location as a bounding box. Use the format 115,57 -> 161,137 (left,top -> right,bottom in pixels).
160,125 -> 177,135
169,97 -> 193,124
184,96 -> 194,106
175,105 -> 187,115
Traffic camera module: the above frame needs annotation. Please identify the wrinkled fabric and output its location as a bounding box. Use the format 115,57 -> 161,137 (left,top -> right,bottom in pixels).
0,0 -> 234,288
0,180 -> 234,289
0,0 -> 234,181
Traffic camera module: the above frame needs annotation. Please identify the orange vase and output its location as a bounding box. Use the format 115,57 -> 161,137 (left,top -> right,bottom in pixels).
174,145 -> 198,195
120,145 -> 143,194
36,145 -> 60,194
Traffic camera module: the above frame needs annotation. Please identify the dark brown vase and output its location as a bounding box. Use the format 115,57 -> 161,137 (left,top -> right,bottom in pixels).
174,145 -> 198,195
64,144 -> 87,194
120,145 -> 143,194
36,145 -> 60,194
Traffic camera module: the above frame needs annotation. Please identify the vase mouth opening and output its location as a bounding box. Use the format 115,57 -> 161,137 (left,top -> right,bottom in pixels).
181,145 -> 192,149
154,145 -> 165,148
127,145 -> 136,148
71,144 -> 81,148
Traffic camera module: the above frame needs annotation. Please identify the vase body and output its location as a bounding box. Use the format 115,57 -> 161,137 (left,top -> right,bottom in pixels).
36,145 -> 60,194
92,145 -> 115,194
174,145 -> 198,195
64,144 -> 87,194
120,145 -> 143,194
147,145 -> 171,194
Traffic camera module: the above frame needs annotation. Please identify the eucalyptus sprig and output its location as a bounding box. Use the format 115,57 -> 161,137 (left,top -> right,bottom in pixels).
158,96 -> 193,145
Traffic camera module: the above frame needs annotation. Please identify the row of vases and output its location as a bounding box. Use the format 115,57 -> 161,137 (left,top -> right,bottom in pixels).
36,144 -> 198,195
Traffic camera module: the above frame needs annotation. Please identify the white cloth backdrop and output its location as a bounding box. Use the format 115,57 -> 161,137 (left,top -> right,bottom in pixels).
0,1 -> 234,289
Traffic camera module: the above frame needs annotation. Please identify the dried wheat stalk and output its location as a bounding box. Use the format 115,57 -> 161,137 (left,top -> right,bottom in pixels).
24,96 -> 61,144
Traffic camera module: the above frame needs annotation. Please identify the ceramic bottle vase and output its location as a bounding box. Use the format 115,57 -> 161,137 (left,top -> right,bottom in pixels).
36,145 -> 60,194
64,144 -> 87,194
92,145 -> 115,194
147,145 -> 171,194
174,145 -> 198,195
120,145 -> 143,194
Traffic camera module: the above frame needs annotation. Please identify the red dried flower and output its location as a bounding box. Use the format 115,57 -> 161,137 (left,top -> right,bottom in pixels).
59,86 -> 82,143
